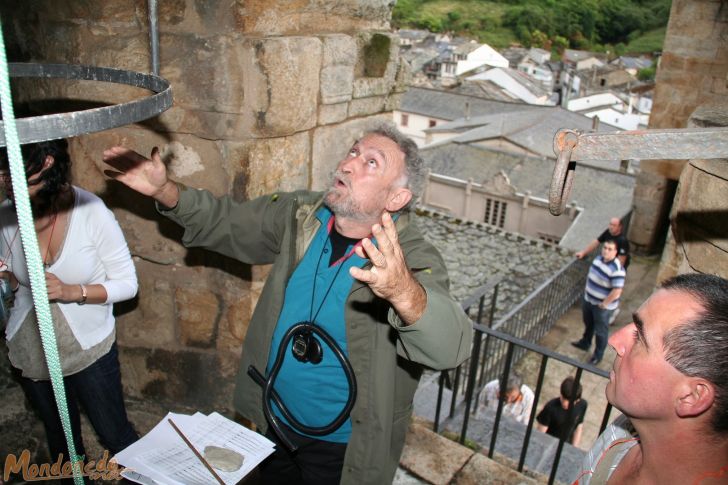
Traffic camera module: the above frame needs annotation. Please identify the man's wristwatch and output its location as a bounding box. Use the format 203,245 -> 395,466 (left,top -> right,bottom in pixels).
78,284 -> 87,305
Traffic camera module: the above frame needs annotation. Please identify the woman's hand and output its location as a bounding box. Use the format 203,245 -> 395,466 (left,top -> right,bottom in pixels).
0,270 -> 19,292
45,272 -> 81,302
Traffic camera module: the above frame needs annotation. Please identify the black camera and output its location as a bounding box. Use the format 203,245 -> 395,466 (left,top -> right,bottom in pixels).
292,330 -> 323,364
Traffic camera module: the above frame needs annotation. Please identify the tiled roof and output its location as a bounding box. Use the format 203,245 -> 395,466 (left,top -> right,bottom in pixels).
420,142 -> 635,250
400,86 -> 532,121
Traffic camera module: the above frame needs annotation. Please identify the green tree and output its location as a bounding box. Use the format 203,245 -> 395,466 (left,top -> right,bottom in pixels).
637,66 -> 656,81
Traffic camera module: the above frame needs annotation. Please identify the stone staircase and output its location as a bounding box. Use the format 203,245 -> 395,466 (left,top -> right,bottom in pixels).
398,375 -> 583,485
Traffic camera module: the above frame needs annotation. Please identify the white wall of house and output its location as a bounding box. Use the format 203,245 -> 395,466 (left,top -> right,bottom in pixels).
392,110 -> 447,147
568,92 -> 625,112
455,44 -> 509,75
584,108 -> 645,130
517,61 -> 554,89
576,57 -> 604,71
422,174 -> 579,242
467,68 -> 549,105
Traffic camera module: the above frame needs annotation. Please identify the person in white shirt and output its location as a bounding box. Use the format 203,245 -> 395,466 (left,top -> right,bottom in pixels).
0,139 -> 138,470
478,373 -> 534,424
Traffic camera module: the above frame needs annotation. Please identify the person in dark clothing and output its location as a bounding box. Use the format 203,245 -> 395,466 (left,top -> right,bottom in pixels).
536,376 -> 588,446
576,217 -> 630,268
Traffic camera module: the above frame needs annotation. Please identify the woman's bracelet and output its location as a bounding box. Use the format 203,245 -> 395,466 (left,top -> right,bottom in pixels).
78,284 -> 88,305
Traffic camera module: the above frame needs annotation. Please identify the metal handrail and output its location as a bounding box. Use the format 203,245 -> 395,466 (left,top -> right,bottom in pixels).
431,256 -> 605,484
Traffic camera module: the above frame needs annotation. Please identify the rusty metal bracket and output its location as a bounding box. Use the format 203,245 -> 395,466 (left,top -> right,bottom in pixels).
549,127 -> 728,215
549,129 -> 579,216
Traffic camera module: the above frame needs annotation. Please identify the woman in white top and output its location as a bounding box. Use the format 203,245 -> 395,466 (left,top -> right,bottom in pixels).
0,138 -> 138,468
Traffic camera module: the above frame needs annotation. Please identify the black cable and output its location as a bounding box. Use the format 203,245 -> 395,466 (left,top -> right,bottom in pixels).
248,322 -> 357,452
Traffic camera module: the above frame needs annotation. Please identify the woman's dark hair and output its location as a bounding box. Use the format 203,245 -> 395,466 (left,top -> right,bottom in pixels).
1,138 -> 72,214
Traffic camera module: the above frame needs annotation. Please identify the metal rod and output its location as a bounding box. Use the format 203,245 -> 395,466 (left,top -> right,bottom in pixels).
148,0 -> 160,75
549,368 -> 584,485
460,328 -> 483,444
558,127 -> 728,162
434,372 -> 445,433
450,366 -> 461,418
488,342 -> 515,459
519,354 -> 549,472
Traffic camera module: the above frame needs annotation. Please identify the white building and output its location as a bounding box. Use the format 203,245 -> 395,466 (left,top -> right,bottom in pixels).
465,67 -> 553,105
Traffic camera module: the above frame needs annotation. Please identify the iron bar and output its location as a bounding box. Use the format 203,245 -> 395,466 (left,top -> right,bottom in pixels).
0,63 -> 172,146
550,127 -> 728,214
559,127 -> 728,162
148,0 -> 160,75
488,341 -> 515,458
460,328 -> 484,444
433,372 -> 445,433
519,354 -> 549,472
549,367 -> 584,485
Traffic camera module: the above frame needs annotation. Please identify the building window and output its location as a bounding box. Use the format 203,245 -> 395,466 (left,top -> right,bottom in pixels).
428,119 -> 437,128
401,113 -> 409,127
484,198 -> 507,228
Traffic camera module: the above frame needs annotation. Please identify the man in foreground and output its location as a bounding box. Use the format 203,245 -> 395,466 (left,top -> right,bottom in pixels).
103,125 -> 472,485
572,273 -> 728,484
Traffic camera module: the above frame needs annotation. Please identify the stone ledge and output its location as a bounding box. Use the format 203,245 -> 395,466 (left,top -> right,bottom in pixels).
401,422 -> 544,485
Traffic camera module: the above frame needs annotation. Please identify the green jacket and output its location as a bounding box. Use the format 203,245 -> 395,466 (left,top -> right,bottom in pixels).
162,187 -> 472,485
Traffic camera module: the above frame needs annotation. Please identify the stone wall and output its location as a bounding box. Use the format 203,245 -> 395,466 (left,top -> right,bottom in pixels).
628,0 -> 728,254
657,102 -> 728,283
1,0 -> 408,412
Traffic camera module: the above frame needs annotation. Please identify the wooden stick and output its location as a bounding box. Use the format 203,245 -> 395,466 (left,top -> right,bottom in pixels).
167,418 -> 226,485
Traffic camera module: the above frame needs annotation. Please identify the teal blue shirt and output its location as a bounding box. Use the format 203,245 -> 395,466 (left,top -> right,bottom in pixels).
266,207 -> 366,443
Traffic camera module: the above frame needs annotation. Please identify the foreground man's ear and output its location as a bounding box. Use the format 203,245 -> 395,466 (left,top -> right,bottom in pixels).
385,187 -> 412,213
675,378 -> 715,419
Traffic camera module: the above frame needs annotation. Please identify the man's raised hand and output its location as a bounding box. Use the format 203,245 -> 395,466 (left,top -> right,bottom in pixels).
349,212 -> 426,326
102,146 -> 179,208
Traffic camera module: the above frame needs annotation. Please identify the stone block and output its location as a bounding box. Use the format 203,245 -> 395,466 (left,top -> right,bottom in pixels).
321,34 -> 358,67
115,260 -> 177,349
321,65 -> 354,104
352,75 -> 393,98
393,60 -> 412,94
159,33 -> 246,114
176,285 -> 221,348
220,297 -> 250,345
117,347 -> 169,399
246,131 -> 311,199
319,102 -> 350,125
238,0 -> 391,35
151,107 -> 251,142
122,347 -> 235,410
310,114 -> 390,191
348,95 -> 387,118
384,93 -> 403,111
244,36 -> 322,136
454,452 -> 540,485
400,423 -> 474,485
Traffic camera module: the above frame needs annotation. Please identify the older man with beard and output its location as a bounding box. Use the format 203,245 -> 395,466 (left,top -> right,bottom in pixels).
103,125 -> 472,485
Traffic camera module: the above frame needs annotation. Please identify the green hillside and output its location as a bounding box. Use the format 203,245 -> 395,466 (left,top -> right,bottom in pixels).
392,0 -> 671,54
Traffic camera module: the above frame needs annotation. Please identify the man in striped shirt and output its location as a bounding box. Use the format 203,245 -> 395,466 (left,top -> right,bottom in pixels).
571,240 -> 625,365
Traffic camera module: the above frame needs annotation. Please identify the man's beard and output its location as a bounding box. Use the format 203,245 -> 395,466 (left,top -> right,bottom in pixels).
323,170 -> 375,222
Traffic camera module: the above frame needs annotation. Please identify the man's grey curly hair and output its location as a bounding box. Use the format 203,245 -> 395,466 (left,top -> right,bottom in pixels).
367,123 -> 424,210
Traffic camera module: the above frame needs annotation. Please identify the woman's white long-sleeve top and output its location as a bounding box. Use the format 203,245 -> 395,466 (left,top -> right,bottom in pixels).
0,186 -> 138,349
